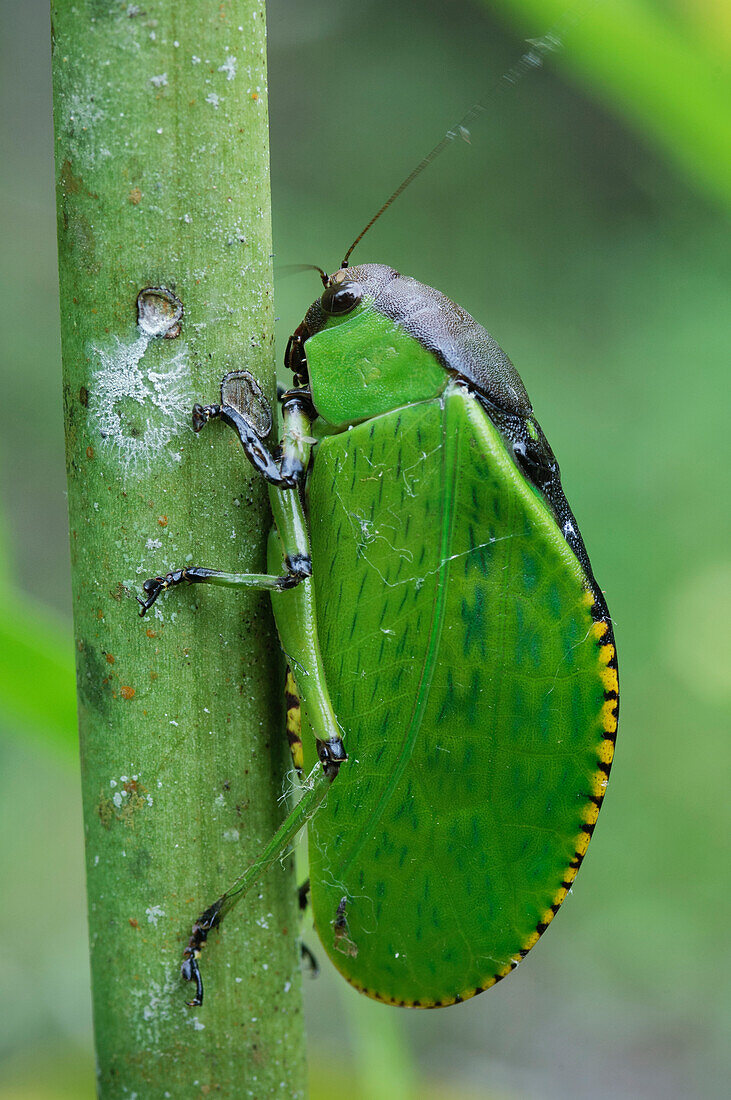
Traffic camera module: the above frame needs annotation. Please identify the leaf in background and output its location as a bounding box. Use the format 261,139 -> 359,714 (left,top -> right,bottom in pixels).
482,0 -> 731,207
0,584 -> 77,760
342,983 -> 419,1100
0,480 -> 77,759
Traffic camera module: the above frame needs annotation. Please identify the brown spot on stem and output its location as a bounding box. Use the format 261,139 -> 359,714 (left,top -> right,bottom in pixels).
120,685 -> 135,700
97,793 -> 115,829
137,287 -> 183,339
60,159 -> 82,194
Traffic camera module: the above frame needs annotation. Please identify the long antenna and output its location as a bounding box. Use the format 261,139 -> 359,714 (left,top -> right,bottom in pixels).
341,2 -> 593,268
276,263 -> 329,287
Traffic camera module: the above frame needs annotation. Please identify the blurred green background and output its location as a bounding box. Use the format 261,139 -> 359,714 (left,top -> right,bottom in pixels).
1,0 -> 729,1096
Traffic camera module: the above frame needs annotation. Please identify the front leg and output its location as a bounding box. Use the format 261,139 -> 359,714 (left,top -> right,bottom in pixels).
192,370 -> 313,488
139,376 -> 316,616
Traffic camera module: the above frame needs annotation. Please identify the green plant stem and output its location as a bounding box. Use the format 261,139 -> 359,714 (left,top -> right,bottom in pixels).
51,3 -> 307,1096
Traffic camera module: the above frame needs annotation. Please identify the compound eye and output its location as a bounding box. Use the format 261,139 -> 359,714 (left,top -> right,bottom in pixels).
320,281 -> 363,316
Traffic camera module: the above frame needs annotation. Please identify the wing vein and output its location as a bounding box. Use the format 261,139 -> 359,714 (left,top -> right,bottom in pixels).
336,394 -> 460,877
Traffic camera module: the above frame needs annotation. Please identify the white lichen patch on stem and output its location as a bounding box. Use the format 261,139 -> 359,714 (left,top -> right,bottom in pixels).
59,81 -> 107,169
89,333 -> 194,475
218,55 -> 238,81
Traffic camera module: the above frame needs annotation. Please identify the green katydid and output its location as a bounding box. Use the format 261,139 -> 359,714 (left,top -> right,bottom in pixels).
139,26 -> 617,1009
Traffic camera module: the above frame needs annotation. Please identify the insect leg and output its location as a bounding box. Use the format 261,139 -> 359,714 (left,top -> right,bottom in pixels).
140,390 -> 319,616
137,561 -> 309,616
268,398 -> 347,781
181,761 -> 331,1005
299,941 -> 319,978
193,400 -> 297,487
295,879 -> 319,975
176,386 -> 347,1005
268,497 -> 345,781
298,878 -> 311,911
285,666 -> 304,777
191,371 -> 312,489
332,896 -> 358,958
